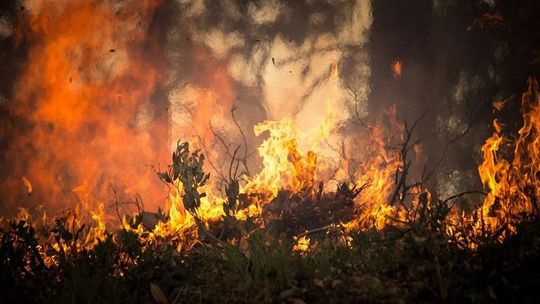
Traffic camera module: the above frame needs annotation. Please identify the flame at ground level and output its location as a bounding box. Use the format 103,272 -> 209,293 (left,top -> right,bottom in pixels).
2,2 -> 539,255
11,78 -> 537,254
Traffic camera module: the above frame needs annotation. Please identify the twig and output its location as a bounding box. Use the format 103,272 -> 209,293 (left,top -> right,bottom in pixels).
421,86 -> 505,183
345,81 -> 368,128
389,111 -> 428,207
109,184 -> 125,230
442,190 -> 488,209
187,210 -> 225,247
295,224 -> 341,239
231,101 -> 251,176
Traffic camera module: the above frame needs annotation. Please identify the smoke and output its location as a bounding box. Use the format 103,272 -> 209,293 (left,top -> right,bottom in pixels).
0,15 -> 12,39
248,0 -> 290,25
166,0 -> 373,174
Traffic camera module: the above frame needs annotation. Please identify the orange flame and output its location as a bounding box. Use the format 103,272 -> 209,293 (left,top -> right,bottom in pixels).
4,0 -> 167,214
477,78 -> 540,237
391,59 -> 402,79
6,2 -> 540,255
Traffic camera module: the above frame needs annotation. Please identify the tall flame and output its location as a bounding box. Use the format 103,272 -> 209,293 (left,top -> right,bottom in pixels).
477,78 -> 540,236
3,0 -> 167,214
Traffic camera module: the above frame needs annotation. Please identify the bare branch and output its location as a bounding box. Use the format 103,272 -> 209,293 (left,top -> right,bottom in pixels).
231,101 -> 251,176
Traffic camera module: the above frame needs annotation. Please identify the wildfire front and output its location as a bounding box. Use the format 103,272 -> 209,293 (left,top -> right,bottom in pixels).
0,1 -> 539,303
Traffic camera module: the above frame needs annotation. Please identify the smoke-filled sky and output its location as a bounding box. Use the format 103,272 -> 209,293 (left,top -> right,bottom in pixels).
0,0 -> 538,215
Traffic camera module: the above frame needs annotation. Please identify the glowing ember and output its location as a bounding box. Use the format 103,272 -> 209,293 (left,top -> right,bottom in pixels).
391,59 -> 402,79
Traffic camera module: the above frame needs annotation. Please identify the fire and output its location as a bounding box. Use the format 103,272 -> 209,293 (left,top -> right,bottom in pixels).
126,93 -> 411,251
150,181 -> 225,251
476,78 -> 540,237
242,96 -> 337,199
87,202 -> 107,248
40,74 -> 537,252
243,118 -> 318,198
347,123 -> 404,230
3,1 -> 540,258
3,0 -> 167,215
7,73 -> 540,253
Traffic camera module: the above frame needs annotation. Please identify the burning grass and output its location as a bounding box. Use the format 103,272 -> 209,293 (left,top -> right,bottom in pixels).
2,80 -> 540,303
2,208 -> 540,303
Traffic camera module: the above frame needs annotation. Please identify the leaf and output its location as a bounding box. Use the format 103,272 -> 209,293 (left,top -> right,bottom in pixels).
150,283 -> 168,304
